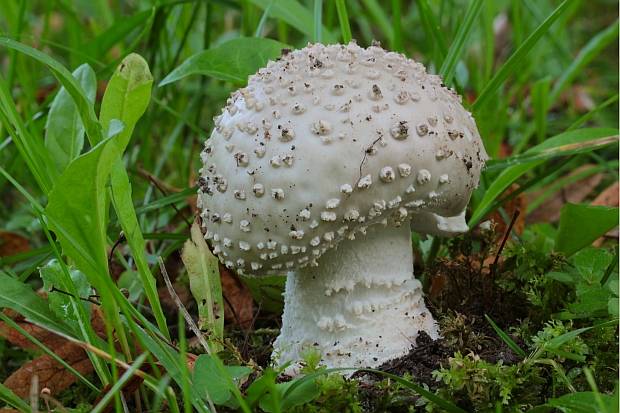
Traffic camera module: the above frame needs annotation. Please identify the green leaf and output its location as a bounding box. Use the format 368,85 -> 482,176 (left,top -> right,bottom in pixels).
556,204 -> 619,257
100,53 -> 169,339
248,0 -> 336,42
160,37 -> 289,86
546,391 -> 615,413
181,222 -> 224,352
259,377 -> 320,412
192,354 -> 252,405
39,258 -> 91,323
99,53 -> 153,151
473,0 -> 571,111
0,271 -> 67,334
45,137 -> 118,283
45,63 -> 96,173
469,128 -> 618,226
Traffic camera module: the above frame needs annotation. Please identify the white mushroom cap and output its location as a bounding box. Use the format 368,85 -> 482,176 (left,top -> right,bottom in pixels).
198,42 -> 488,275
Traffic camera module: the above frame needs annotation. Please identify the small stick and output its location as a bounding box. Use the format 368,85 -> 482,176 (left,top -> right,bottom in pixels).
491,209 -> 520,278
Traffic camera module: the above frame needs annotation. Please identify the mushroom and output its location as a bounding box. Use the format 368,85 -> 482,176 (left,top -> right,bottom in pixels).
197,42 -> 488,371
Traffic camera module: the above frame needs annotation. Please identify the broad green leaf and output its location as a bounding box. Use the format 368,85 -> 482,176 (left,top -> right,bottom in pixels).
45,63 -> 96,173
40,258 -> 91,323
0,271 -> 67,334
259,377 -> 320,412
182,222 -> 224,352
45,137 -> 118,282
556,204 -> 619,257
99,53 -> 153,151
546,391 -> 615,413
469,128 -> 618,226
248,0 -> 336,43
100,53 -> 169,339
160,37 -> 289,86
192,354 -> 252,405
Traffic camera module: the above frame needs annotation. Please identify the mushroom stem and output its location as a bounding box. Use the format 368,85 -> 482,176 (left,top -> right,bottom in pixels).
273,224 -> 439,371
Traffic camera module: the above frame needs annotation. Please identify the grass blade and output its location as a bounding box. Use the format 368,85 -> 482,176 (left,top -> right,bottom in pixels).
160,37 -> 288,86
472,0 -> 571,111
0,37 -> 104,144
549,19 -> 619,105
0,73 -> 56,193
90,353 -> 149,413
439,0 -> 483,85
470,127 -> 618,226
248,0 -> 336,42
335,0 -> 352,43
313,0 -> 322,43
0,312 -> 100,392
416,0 -> 448,64
485,314 -> 527,358
0,382 -> 30,413
360,0 -> 393,45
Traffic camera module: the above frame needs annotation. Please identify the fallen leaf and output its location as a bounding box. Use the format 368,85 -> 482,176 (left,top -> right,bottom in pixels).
220,264 -> 254,328
592,182 -> 619,207
3,340 -> 93,399
1,307 -> 106,399
0,231 -> 29,257
592,182 -> 619,247
527,165 -> 602,223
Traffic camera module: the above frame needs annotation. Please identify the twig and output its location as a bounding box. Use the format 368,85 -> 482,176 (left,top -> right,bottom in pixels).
157,257 -> 211,354
157,257 -> 218,413
490,209 -> 520,278
49,286 -> 101,306
241,302 -> 262,360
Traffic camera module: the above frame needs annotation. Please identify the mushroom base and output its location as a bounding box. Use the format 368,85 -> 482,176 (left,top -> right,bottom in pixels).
272,224 -> 438,373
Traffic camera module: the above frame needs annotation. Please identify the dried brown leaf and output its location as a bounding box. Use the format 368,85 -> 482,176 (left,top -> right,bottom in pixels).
527,165 -> 602,223
219,264 -> 254,328
3,341 -> 93,399
0,231 -> 29,257
592,181 -> 619,207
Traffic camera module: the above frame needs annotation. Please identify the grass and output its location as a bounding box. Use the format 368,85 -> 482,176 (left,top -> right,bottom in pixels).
0,0 -> 618,412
